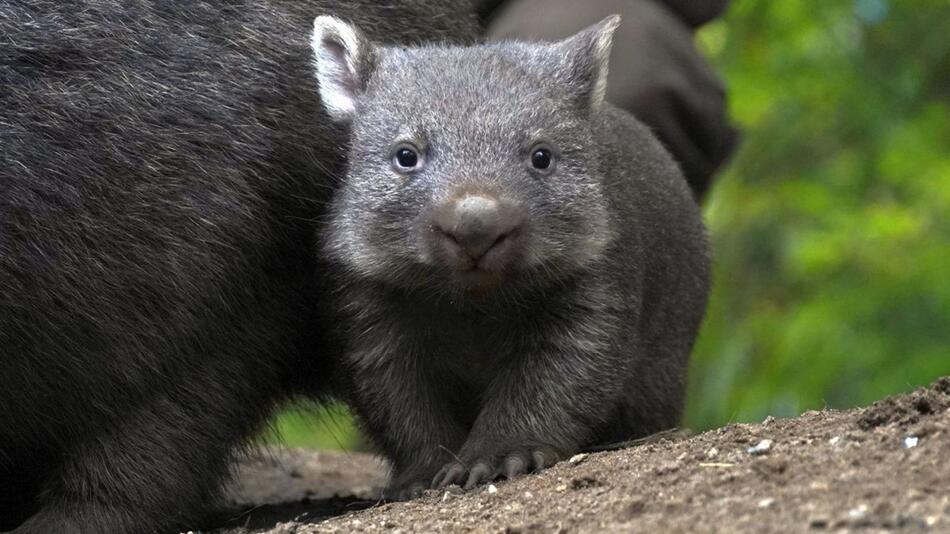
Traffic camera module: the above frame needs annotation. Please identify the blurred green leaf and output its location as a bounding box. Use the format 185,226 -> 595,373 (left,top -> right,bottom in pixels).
687,0 -> 950,430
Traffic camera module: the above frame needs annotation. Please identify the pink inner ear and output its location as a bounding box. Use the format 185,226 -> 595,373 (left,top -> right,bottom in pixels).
324,37 -> 346,62
323,36 -> 360,94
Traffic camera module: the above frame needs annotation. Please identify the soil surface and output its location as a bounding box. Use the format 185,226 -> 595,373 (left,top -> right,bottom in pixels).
211,377 -> 950,533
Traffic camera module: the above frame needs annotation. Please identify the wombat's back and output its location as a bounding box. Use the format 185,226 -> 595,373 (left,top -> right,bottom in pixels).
593,105 -> 710,440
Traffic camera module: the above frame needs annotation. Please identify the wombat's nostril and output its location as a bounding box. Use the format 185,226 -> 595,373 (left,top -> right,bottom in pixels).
442,231 -> 460,244
491,232 -> 510,249
434,194 -> 522,263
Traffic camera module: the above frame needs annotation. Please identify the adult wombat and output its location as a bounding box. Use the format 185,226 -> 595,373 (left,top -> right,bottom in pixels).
311,15 -> 710,499
0,2 -> 478,532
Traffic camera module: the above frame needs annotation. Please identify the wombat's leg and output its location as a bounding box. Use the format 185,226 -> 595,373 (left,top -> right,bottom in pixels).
13,360 -> 279,534
345,338 -> 468,500
433,305 -> 629,490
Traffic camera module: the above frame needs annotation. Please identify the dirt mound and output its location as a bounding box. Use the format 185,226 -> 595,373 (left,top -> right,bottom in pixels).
214,377 -> 950,533
858,377 -> 950,430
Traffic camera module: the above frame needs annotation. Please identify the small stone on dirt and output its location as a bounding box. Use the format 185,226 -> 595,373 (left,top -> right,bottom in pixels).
487,484 -> 498,494
568,453 -> 588,465
747,439 -> 773,455
848,504 -> 868,520
903,436 -> 918,448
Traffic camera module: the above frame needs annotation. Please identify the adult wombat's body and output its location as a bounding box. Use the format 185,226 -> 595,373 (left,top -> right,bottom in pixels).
0,2 -> 477,532
311,16 -> 710,498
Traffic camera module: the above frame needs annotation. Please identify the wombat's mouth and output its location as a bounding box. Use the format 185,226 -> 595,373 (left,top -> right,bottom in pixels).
453,268 -> 507,295
429,224 -> 524,280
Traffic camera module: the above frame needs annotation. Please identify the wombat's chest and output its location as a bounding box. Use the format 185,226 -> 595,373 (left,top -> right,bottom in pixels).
443,345 -> 500,392
432,316 -> 517,393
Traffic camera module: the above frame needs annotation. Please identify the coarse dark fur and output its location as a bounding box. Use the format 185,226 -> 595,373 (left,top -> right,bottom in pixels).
311,16 -> 710,498
0,2 -> 478,532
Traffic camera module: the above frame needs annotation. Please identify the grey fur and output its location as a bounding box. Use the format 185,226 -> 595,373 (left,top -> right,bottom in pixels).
0,2 -> 478,532
312,16 -> 710,498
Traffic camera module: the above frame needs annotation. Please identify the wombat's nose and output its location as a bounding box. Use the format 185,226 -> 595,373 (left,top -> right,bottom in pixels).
434,194 -> 521,262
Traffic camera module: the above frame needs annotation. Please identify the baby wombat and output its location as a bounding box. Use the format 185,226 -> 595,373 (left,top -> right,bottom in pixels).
311,15 -> 710,498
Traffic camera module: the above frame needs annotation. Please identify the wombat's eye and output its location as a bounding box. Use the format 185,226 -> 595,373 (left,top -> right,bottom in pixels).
392,143 -> 422,173
529,144 -> 556,174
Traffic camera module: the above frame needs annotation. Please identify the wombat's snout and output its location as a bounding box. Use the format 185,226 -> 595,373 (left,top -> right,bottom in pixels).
431,193 -> 524,272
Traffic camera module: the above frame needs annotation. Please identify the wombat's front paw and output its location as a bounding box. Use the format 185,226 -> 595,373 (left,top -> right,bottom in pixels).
431,446 -> 561,490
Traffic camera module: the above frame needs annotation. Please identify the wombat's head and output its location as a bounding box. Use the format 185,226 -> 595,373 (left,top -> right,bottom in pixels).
312,15 -> 619,296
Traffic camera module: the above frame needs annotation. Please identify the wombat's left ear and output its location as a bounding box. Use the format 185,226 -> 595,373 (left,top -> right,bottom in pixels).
554,15 -> 621,110
311,16 -> 377,122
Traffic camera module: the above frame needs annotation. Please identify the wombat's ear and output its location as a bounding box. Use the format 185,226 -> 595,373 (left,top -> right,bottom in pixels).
311,16 -> 377,122
554,15 -> 621,110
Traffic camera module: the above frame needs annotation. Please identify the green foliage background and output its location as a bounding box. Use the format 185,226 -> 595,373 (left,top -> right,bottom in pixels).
269,0 -> 950,449
686,0 -> 950,428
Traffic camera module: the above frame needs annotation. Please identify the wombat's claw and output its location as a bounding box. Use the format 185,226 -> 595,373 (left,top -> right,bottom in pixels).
432,449 -> 557,490
431,460 -> 493,489
432,461 -> 469,489
503,452 -> 531,478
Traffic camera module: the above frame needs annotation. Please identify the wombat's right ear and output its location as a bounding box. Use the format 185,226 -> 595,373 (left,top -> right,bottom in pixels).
311,16 -> 377,122
553,15 -> 621,111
